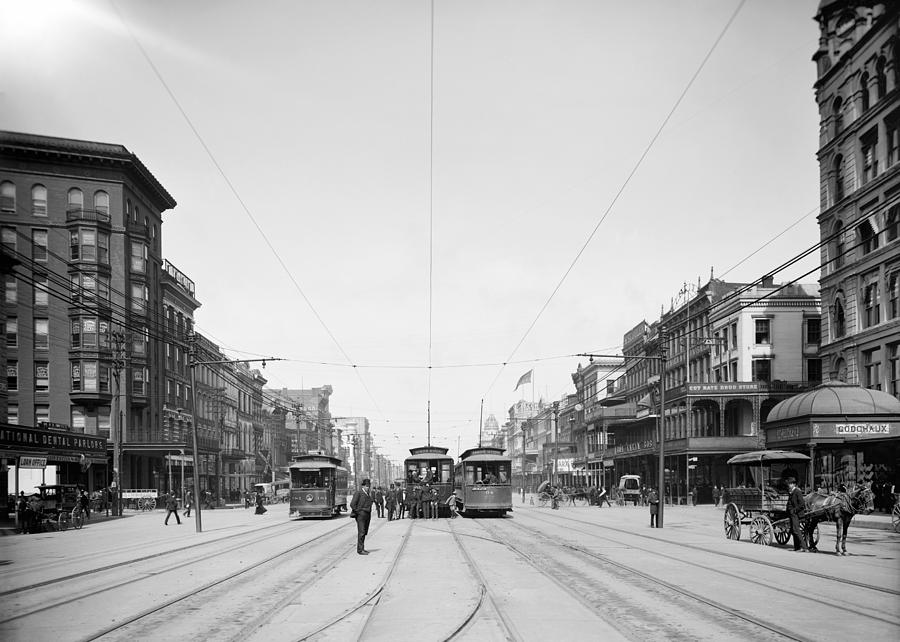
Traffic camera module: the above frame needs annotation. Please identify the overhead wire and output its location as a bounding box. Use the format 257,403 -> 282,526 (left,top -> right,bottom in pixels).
480,0 -> 749,400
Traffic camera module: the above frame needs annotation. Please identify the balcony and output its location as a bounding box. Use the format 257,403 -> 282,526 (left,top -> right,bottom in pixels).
126,218 -> 150,239
66,208 -> 111,226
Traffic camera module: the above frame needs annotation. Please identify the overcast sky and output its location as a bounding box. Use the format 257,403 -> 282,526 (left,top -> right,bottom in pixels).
1,0 -> 823,463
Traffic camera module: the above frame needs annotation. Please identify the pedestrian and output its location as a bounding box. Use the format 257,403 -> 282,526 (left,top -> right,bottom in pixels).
164,491 -> 181,525
786,477 -> 809,552
598,485 -> 612,508
409,484 -> 420,519
446,490 -> 459,518
374,486 -> 385,518
712,485 -> 720,507
648,487 -> 659,527
431,487 -> 440,519
183,488 -> 194,517
386,483 -> 398,521
691,485 -> 698,507
254,491 -> 267,515
421,483 -> 433,519
15,491 -> 27,533
350,478 -> 374,555
397,486 -> 406,520
79,489 -> 91,520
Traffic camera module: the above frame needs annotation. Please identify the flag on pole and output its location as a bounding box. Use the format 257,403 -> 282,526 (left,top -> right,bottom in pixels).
514,369 -> 533,390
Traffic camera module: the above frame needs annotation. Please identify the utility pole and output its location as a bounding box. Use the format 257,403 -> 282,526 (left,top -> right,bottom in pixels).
552,401 -> 560,487
110,328 -> 126,517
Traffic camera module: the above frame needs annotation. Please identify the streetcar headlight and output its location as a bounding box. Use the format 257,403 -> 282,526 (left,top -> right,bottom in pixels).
305,494 -> 313,502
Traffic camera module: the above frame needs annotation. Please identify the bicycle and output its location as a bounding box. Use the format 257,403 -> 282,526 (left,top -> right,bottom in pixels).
70,504 -> 85,529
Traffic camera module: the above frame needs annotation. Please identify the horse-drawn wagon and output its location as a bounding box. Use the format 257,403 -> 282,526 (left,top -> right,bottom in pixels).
723,450 -> 875,554
722,451 -> 818,547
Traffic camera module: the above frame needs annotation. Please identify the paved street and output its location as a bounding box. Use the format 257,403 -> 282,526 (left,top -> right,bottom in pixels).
1,500 -> 897,641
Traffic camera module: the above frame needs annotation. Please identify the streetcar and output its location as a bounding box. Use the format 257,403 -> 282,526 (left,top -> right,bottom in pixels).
288,454 -> 349,518
454,446 -> 513,517
404,446 -> 454,517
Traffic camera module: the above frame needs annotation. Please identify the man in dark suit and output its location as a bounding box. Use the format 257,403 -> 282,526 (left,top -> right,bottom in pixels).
786,477 -> 809,552
350,478 -> 374,555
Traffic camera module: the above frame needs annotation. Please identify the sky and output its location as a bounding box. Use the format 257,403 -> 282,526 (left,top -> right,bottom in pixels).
1,0 -> 824,464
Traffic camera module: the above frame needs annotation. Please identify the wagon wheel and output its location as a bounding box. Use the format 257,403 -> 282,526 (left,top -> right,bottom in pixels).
723,503 -> 741,540
72,509 -> 84,530
892,502 -> 900,533
57,511 -> 71,531
749,515 -> 774,546
773,521 -> 790,545
538,493 -> 550,508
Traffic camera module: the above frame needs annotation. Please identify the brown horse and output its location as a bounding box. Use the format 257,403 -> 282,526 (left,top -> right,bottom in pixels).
803,484 -> 874,555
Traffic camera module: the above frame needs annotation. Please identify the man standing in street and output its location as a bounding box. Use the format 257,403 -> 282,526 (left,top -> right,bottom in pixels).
164,491 -> 181,525
648,487 -> 659,527
385,483 -> 397,521
350,478 -> 374,555
786,477 -> 809,552
183,488 -> 194,518
374,485 -> 385,518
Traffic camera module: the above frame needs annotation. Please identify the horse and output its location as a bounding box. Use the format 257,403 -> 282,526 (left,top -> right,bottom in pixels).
803,484 -> 874,555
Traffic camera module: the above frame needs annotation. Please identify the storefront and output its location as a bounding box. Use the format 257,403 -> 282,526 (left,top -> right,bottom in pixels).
765,382 -> 900,512
0,423 -> 109,497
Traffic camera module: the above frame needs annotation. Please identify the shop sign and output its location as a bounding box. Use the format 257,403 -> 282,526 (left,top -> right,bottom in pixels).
0,424 -> 106,454
613,439 -> 655,455
19,456 -> 47,468
834,423 -> 891,435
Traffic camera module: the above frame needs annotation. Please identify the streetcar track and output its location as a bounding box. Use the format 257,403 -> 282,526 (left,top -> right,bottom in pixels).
501,516 -> 894,639
444,518 -> 519,641
0,516 -> 305,598
521,508 -> 899,597
295,518 -> 414,641
76,520 -> 357,642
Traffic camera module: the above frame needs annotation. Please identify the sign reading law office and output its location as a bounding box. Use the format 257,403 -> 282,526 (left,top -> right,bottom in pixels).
0,424 -> 106,456
767,421 -> 899,445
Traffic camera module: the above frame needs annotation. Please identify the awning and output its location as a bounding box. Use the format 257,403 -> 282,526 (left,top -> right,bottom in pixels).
727,450 -> 811,465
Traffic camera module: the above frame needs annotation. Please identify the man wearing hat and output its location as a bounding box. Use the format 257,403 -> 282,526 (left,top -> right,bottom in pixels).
350,478 -> 374,555
786,477 -> 809,552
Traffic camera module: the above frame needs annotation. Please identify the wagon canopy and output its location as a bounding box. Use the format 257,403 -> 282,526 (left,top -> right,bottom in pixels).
727,450 -> 811,465
537,480 -> 550,493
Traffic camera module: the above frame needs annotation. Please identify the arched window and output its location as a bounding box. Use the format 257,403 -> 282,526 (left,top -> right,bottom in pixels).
832,96 -> 844,136
31,185 -> 47,216
876,56 -> 887,99
833,154 -> 845,203
0,181 -> 15,213
67,188 -> 83,213
831,220 -> 845,270
860,71 -> 870,112
126,199 -> 132,216
833,297 -> 846,338
834,357 -> 848,383
93,191 -> 109,215
859,219 -> 878,254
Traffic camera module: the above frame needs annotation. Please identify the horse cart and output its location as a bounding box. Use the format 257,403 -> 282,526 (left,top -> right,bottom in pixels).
35,483 -> 83,531
722,451 -> 819,547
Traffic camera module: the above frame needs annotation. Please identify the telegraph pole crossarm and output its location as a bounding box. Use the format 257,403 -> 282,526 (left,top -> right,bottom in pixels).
186,338 -> 284,534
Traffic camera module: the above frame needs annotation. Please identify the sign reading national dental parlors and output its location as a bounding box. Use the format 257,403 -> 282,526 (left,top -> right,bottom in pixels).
0,423 -> 106,455
767,421 -> 899,445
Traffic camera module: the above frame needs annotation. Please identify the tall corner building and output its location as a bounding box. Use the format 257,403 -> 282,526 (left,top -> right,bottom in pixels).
812,1 -> 900,394
0,131 -> 177,492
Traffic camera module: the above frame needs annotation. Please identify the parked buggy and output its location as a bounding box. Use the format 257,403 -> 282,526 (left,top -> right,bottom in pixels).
722,451 -> 820,547
35,484 -> 84,531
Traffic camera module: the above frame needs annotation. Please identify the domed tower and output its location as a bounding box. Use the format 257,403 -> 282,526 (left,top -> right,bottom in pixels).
811,1 -> 900,389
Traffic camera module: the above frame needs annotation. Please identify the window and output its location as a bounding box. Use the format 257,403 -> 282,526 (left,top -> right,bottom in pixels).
132,326 -> 147,355
886,205 -> 899,243
130,241 -> 147,273
32,229 -> 48,261
863,281 -> 881,327
31,185 -> 47,216
71,407 -> 86,432
100,365 -> 110,394
861,129 -> 878,184
34,274 -> 49,306
0,181 -> 15,212
81,318 -> 98,348
98,231 -> 109,263
859,219 -> 879,254
5,317 -> 16,347
808,359 -> 823,383
754,319 -> 771,344
833,298 -> 846,338
133,367 -> 147,395
70,228 -> 97,261
2,227 -> 16,253
71,362 -> 81,391
131,283 -> 148,312
36,405 -> 49,425
887,112 -> 900,168
35,361 -> 49,392
890,272 -> 900,320
67,188 -> 83,213
806,318 -> 821,344
889,343 -> 899,398
99,320 -> 109,349
860,71 -> 870,112
752,359 -> 771,383
876,56 -> 887,99
7,361 -> 17,391
833,96 -> 843,136
863,348 -> 882,390
5,275 -> 16,304
93,190 -> 109,215
34,318 -> 49,350
83,362 -> 97,391
7,404 -> 18,425
833,155 -> 845,203
731,323 -> 737,348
